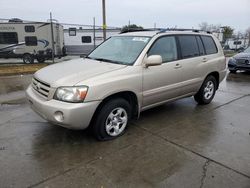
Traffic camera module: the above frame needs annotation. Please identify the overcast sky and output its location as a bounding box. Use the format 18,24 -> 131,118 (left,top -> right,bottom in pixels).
1,0 -> 249,32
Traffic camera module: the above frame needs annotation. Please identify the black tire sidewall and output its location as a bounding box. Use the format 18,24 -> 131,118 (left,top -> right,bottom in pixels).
23,54 -> 34,64
93,98 -> 131,141
229,70 -> 237,73
37,57 -> 45,63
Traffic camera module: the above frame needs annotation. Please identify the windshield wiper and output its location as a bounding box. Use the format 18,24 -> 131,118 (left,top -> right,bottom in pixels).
89,57 -> 126,65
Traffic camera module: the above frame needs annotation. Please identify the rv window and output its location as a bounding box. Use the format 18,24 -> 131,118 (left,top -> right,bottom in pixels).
82,36 -> 92,43
0,32 -> 18,44
25,36 -> 37,46
25,25 -> 35,32
233,41 -> 242,45
69,28 -> 76,36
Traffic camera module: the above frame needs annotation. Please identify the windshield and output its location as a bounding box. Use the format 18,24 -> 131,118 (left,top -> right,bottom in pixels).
244,46 -> 250,53
88,36 -> 151,65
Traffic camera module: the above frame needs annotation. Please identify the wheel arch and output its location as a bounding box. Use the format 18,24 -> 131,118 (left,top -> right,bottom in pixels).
89,91 -> 140,127
205,71 -> 219,90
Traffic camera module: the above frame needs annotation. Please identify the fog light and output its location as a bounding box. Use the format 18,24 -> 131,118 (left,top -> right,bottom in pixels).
54,111 -> 64,122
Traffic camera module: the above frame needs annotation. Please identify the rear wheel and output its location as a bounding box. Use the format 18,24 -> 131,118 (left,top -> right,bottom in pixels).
92,98 -> 131,141
23,54 -> 34,64
194,75 -> 217,105
37,56 -> 45,63
229,69 -> 237,73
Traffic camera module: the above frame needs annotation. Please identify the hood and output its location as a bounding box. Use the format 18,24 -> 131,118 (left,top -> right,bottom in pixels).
234,53 -> 250,59
34,58 -> 127,87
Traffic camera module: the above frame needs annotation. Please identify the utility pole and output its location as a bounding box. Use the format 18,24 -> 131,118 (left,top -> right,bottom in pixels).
102,0 -> 106,40
50,12 -> 55,63
93,17 -> 96,48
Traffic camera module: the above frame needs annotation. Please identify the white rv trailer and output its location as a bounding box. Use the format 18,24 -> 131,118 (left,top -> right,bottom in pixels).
64,28 -> 121,55
225,38 -> 249,50
0,20 -> 65,63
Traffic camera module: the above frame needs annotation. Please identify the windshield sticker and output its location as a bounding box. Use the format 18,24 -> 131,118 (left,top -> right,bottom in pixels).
132,37 -> 149,43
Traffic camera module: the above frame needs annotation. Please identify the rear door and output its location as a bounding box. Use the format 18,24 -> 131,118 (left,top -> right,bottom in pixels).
175,35 -> 205,94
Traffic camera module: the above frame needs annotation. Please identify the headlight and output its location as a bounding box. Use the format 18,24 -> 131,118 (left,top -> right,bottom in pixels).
54,86 -> 88,103
229,57 -> 236,63
231,57 -> 236,61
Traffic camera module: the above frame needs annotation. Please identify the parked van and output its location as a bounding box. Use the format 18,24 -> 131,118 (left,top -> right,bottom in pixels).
0,20 -> 64,63
26,29 -> 226,140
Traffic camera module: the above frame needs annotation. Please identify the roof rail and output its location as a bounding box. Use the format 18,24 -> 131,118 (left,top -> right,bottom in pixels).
119,28 -> 212,34
120,28 -> 162,34
157,28 -> 212,34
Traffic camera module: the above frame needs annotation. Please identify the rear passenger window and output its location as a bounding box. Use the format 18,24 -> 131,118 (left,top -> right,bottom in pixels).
196,36 -> 205,55
148,36 -> 178,63
178,35 -> 199,58
201,36 -> 218,55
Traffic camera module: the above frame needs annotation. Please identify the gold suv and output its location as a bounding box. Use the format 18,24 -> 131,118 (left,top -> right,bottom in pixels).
26,30 -> 227,140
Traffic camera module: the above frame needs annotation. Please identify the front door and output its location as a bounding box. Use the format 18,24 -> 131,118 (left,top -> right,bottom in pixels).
142,36 -> 184,108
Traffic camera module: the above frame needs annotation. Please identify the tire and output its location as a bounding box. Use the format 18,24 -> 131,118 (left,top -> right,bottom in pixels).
37,57 -> 45,63
92,98 -> 131,141
229,69 -> 237,73
23,54 -> 34,64
194,75 -> 217,105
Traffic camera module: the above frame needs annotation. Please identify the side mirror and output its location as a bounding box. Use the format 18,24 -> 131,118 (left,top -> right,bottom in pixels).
144,55 -> 162,67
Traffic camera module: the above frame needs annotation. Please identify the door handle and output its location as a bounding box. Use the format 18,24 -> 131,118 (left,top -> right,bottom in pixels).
202,57 -> 207,62
174,63 -> 182,69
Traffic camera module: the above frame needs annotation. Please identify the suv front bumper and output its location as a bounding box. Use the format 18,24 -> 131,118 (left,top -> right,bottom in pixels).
26,85 -> 100,129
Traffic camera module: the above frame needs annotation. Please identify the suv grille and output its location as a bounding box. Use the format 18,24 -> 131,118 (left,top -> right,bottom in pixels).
32,77 -> 50,98
236,59 -> 247,66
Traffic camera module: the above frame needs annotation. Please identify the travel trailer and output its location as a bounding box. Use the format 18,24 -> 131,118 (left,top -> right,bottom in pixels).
0,19 -> 65,63
64,28 -> 121,55
225,38 -> 249,51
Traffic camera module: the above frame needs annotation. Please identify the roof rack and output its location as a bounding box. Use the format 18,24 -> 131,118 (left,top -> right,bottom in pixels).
157,28 -> 212,34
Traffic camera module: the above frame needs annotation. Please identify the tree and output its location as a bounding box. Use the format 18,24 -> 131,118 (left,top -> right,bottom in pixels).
121,24 -> 143,33
199,22 -> 221,32
222,26 -> 234,41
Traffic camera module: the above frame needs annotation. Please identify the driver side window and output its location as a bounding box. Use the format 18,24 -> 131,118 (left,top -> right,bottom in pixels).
148,36 -> 178,63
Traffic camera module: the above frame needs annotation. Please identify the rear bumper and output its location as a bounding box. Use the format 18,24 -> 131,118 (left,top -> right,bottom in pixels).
26,85 -> 100,129
219,69 -> 227,83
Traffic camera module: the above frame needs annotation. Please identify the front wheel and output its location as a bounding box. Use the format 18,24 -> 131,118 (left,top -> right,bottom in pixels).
194,75 -> 217,105
229,69 -> 237,73
92,98 -> 131,141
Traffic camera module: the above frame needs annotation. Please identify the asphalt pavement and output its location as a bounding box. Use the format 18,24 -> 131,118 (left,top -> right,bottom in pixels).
0,72 -> 250,188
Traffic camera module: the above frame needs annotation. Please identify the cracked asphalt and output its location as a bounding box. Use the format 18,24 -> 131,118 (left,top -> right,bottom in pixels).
0,72 -> 250,188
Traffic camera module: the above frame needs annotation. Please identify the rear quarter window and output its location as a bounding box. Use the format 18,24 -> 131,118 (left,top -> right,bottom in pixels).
201,36 -> 218,55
